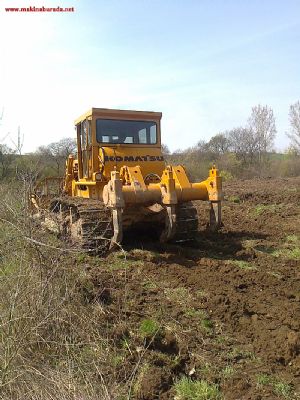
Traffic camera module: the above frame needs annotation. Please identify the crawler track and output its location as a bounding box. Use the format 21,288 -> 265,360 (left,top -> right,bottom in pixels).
173,202 -> 199,242
50,197 -> 113,254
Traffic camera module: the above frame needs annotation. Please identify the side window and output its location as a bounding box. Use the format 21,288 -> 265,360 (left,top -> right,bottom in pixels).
87,119 -> 92,146
150,125 -> 157,144
138,128 -> 147,143
81,120 -> 87,149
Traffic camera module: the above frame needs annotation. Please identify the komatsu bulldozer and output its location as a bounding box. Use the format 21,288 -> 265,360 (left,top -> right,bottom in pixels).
31,108 -> 222,253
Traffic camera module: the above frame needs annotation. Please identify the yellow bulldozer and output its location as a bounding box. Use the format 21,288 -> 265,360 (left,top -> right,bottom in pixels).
31,108 -> 222,253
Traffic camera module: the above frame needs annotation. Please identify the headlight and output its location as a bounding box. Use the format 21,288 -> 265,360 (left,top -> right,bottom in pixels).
94,172 -> 102,181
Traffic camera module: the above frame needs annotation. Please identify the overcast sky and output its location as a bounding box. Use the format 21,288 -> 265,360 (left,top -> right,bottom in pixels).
0,0 -> 299,153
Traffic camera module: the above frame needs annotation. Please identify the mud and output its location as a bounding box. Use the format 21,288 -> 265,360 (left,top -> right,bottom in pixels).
81,177 -> 300,399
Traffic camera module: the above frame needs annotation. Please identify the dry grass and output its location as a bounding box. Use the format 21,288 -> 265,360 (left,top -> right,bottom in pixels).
0,183 -> 121,399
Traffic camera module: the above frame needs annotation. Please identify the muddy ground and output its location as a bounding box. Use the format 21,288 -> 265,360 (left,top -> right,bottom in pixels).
79,177 -> 300,399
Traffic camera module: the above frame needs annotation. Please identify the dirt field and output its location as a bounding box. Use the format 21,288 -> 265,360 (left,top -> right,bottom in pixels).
81,177 -> 300,399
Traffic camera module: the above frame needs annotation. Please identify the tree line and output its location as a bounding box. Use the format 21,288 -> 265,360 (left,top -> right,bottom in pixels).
164,102 -> 300,179
0,102 -> 300,181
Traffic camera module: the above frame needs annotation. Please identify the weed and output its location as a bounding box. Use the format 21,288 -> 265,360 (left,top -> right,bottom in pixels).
231,260 -> 257,270
273,381 -> 293,398
201,318 -> 213,332
108,251 -> 143,270
138,319 -> 160,339
227,195 -> 240,203
220,170 -> 233,182
268,271 -> 283,279
76,253 -> 88,263
200,363 -> 213,376
164,287 -> 192,307
256,374 -> 293,398
253,204 -> 277,216
272,248 -> 300,260
215,335 -> 230,344
221,365 -> 235,379
196,289 -> 209,299
112,354 -> 124,367
256,373 -> 272,386
286,235 -> 299,243
227,348 -> 256,361
184,308 -> 205,319
174,376 -> 222,400
142,280 -> 158,290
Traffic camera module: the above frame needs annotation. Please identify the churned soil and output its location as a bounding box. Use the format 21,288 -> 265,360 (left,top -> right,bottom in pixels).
80,177 -> 300,399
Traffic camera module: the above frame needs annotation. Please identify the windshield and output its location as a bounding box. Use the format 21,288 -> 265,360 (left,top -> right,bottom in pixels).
96,119 -> 157,144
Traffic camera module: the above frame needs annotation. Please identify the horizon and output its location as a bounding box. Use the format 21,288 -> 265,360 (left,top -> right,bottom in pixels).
1,0 -> 300,153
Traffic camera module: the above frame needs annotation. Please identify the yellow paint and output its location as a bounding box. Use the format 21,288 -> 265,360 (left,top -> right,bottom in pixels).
63,108 -> 222,206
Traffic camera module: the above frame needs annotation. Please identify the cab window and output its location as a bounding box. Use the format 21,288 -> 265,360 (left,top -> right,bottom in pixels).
96,119 -> 157,144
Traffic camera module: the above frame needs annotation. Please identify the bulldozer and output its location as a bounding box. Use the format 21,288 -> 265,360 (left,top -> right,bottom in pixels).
31,108 -> 222,253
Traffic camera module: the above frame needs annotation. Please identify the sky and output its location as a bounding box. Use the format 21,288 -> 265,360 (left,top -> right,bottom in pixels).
0,0 -> 299,153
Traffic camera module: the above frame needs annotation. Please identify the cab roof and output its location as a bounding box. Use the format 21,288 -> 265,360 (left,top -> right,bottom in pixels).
74,108 -> 162,125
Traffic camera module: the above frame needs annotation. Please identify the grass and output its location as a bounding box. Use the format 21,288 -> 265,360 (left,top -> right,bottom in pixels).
227,195 -> 240,203
253,204 -> 277,216
227,348 -> 256,362
221,365 -> 235,379
201,318 -> 214,332
184,308 -> 214,333
107,251 -> 143,270
164,287 -> 192,307
174,377 -> 222,400
272,247 -> 300,260
286,234 -> 299,243
138,319 -> 160,339
256,374 -> 294,399
256,373 -> 272,386
256,234 -> 300,261
231,260 -> 257,270
273,382 -> 293,398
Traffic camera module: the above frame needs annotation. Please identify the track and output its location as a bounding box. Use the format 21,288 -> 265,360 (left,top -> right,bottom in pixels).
50,197 -> 113,254
173,201 -> 198,242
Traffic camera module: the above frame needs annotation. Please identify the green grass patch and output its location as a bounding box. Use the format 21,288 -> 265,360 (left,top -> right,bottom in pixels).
256,373 -> 272,386
108,251 -> 143,270
184,308 -> 205,318
221,365 -> 235,379
256,374 -> 294,399
174,376 -> 222,400
231,260 -> 257,270
286,235 -> 299,243
273,381 -> 293,398
201,318 -> 214,332
142,280 -> 158,290
272,248 -> 300,260
227,195 -> 240,203
164,287 -> 192,306
253,204 -> 277,216
138,319 -> 160,339
227,348 -> 256,361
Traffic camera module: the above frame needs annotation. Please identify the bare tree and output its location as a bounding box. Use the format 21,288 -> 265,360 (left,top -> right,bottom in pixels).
248,105 -> 276,163
287,101 -> 300,153
206,133 -> 230,157
228,127 -> 258,164
161,143 -> 170,155
10,126 -> 24,155
37,137 -> 76,175
0,144 -> 15,178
